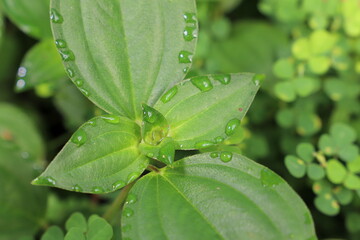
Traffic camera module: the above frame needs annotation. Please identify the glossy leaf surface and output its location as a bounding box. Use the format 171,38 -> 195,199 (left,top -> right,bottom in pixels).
0,0 -> 51,39
121,153 -> 316,240
15,38 -> 65,92
33,116 -> 148,193
154,73 -> 260,149
0,103 -> 45,162
50,0 -> 197,119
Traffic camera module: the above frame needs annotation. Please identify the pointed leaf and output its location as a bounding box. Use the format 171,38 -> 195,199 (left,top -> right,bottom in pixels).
50,0 -> 197,119
33,115 -> 149,193
0,0 -> 51,39
15,39 -> 66,92
121,153 -> 316,240
154,73 -> 260,149
139,137 -> 175,165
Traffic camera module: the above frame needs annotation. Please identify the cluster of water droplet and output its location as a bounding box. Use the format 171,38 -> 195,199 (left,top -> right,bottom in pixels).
15,66 -> 28,90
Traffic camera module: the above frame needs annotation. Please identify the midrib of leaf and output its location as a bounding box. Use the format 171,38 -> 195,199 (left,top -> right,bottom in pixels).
143,1 -> 166,107
156,176 -> 170,240
159,174 -> 225,240
62,145 -> 138,175
78,1 -> 134,118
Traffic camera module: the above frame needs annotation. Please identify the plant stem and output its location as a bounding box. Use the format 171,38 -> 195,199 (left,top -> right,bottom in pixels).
102,182 -> 135,223
147,164 -> 160,172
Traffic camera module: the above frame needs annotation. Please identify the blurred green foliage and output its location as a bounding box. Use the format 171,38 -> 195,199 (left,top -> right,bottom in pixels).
0,0 -> 359,239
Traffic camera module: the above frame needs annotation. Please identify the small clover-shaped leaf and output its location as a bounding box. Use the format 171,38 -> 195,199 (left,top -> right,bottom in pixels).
314,194 -> 340,216
41,226 -> 64,240
307,163 -> 325,181
333,187 -> 353,205
285,155 -> 306,178
296,143 -> 315,163
326,159 -> 347,184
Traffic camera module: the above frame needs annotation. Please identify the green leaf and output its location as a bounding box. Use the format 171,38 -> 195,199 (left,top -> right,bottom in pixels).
296,143 -> 315,163
294,77 -> 320,97
0,103 -> 45,162
333,187 -> 353,205
285,155 -> 306,178
339,144 -> 359,162
326,159 -> 347,184
273,58 -> 295,79
41,226 -> 64,240
312,181 -> 332,195
296,113 -> 321,136
330,123 -> 357,147
346,213 -> 360,233
64,228 -> 85,240
344,174 -> 360,190
348,156 -> 360,173
0,0 -> 51,39
319,134 -> 336,155
33,115 -> 149,193
314,194 -> 340,216
65,212 -> 87,232
292,38 -> 311,60
154,73 -> 260,149
0,144 -> 47,239
50,0 -> 197,119
274,81 -> 296,102
15,39 -> 65,92
121,153 -> 316,240
139,137 -> 175,165
307,163 -> 325,181
87,215 -> 113,240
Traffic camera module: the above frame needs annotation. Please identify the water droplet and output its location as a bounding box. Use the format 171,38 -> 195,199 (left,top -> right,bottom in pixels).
127,172 -> 140,184
55,39 -> 67,48
126,193 -> 137,204
21,152 -> 30,159
161,86 -> 178,103
74,79 -> 83,87
122,208 -> 134,217
191,76 -> 213,92
213,74 -> 231,85
17,66 -> 27,78
92,186 -> 104,194
72,184 -> 83,192
142,105 -> 158,123
214,136 -> 224,143
260,168 -> 282,188
183,26 -> 197,41
178,51 -> 193,63
66,68 -> 75,78
16,79 -> 26,90
112,180 -> 126,190
194,140 -> 215,149
50,8 -> 64,23
183,13 -> 197,24
146,152 -> 154,158
183,67 -> 189,74
71,129 -> 87,146
225,119 -> 240,136
79,88 -> 90,97
252,74 -> 266,86
101,115 -> 121,124
86,120 -> 96,126
59,49 -> 75,61
32,176 -> 56,186
210,152 -> 219,158
220,151 -> 233,162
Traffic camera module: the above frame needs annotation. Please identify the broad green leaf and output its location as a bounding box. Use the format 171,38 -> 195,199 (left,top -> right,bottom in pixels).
15,39 -> 65,92
0,103 -> 45,162
33,115 -> 149,193
0,0 -> 51,39
41,226 -> 64,240
285,155 -> 306,178
0,144 -> 47,240
65,212 -> 87,232
50,0 -> 197,119
121,153 -> 316,240
154,73 -> 260,149
326,159 -> 347,184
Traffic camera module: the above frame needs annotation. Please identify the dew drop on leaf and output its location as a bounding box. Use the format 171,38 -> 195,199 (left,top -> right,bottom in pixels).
55,39 -> 67,48
79,88 -> 90,97
101,115 -> 121,124
260,168 -> 282,188
210,152 -> 219,158
225,118 -> 240,136
178,51 -> 193,63
17,66 -> 27,78
74,79 -> 84,87
16,79 -> 26,90
252,74 -> 266,86
183,13 -> 197,24
126,193 -> 137,204
92,186 -> 105,194
127,172 -> 140,184
50,8 -> 64,23
160,86 -> 178,103
122,208 -> 134,217
71,129 -> 87,146
66,68 -> 75,78
33,176 -> 56,186
112,180 -> 126,190
191,76 -> 213,92
183,26 -> 197,41
194,140 -> 215,149
72,184 -> 83,192
220,151 -> 233,162
213,74 -> 231,85
59,49 -> 75,61
214,136 -> 224,143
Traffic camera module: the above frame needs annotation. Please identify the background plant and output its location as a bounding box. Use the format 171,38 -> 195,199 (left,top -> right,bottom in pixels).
0,0 -> 359,239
